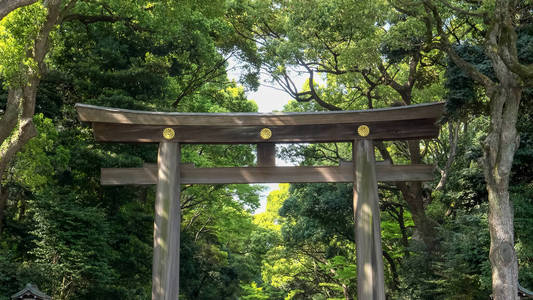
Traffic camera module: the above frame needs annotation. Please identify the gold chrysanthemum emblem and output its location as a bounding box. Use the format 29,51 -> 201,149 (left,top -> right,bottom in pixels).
162,128 -> 175,140
260,128 -> 272,140
357,125 -> 370,137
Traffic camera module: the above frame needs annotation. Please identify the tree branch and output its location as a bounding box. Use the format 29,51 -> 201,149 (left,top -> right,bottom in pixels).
63,13 -> 127,24
301,62 -> 342,111
377,63 -> 409,102
436,0 -> 488,17
423,0 -> 496,89
0,0 -> 37,21
435,121 -> 459,191
173,55 -> 231,107
63,3 -> 151,32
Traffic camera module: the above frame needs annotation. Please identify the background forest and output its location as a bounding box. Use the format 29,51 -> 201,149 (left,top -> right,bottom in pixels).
0,0 -> 532,299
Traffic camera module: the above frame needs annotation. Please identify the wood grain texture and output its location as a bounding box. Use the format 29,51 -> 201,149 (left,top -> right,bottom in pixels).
152,142 -> 181,300
257,143 -> 276,166
100,164 -> 434,185
76,102 -> 444,126
91,118 -> 439,143
353,140 -> 386,300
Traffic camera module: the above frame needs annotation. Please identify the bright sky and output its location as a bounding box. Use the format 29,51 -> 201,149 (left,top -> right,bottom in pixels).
227,60 -> 306,213
249,84 -> 289,113
246,84 -> 294,213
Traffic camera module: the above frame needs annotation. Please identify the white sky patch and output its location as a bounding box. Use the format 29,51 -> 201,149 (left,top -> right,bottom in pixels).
227,58 -> 302,213
226,56 -> 316,112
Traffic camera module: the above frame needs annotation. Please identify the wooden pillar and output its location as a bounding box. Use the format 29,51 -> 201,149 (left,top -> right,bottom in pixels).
257,143 -> 276,167
353,139 -> 385,300
152,142 -> 181,300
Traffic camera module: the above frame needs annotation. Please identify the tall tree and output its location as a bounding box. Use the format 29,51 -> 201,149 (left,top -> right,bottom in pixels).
0,0 -> 246,234
228,0 -> 448,251
389,0 -> 532,298
0,0 -> 62,235
1,1 -> 265,298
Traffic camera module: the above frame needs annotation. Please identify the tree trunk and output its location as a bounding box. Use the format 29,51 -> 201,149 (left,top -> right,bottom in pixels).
0,187 -> 7,235
397,206 -> 410,256
342,283 -> 350,300
382,250 -> 399,291
417,0 -> 529,297
483,84 -> 521,300
405,141 -> 438,250
398,180 -> 437,250
377,140 -> 437,250
0,0 -> 62,228
482,5 -> 523,294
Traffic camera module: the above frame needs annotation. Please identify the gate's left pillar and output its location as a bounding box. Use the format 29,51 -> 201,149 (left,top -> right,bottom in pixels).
152,142 -> 181,300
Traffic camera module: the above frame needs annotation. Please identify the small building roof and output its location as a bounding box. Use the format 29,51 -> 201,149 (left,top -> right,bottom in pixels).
520,283 -> 533,299
11,283 -> 51,300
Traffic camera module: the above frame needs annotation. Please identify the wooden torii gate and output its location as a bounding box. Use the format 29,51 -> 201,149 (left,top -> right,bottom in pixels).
76,102 -> 444,300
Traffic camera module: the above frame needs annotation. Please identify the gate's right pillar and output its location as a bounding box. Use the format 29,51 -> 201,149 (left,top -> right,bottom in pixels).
353,139 -> 386,300
152,142 -> 181,300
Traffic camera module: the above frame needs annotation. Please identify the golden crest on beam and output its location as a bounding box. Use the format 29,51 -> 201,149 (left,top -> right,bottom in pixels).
260,128 -> 272,140
162,128 -> 175,140
357,125 -> 370,137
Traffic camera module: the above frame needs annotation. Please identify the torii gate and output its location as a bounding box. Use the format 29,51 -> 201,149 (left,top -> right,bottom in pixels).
76,102 -> 444,300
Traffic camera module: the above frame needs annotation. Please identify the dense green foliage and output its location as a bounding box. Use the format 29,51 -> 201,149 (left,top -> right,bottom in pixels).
0,0 -> 532,299
1,1 -> 263,299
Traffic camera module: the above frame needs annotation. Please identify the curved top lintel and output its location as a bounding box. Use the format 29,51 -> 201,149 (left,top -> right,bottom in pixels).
75,102 -> 445,126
